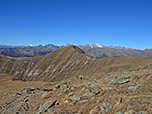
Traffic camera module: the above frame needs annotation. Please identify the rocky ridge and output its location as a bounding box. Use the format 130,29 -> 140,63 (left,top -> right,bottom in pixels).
1,45 -> 152,82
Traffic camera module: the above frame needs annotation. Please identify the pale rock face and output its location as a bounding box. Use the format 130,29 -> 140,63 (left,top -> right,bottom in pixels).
90,43 -> 103,48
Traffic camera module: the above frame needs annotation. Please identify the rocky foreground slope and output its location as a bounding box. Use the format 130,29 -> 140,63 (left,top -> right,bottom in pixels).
1,45 -> 152,82
0,63 -> 152,113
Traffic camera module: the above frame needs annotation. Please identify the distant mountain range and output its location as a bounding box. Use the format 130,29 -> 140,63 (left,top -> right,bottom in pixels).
0,45 -> 24,49
0,43 -> 152,58
1,45 -> 152,82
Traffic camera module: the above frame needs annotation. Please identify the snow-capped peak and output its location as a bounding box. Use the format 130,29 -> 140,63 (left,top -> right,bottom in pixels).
28,44 -> 34,47
90,43 -> 103,48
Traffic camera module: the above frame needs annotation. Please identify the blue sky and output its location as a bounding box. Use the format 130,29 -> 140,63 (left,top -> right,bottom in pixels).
0,0 -> 152,49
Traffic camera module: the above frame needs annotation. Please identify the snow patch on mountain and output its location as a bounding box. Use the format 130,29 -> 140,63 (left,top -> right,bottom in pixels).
90,43 -> 103,48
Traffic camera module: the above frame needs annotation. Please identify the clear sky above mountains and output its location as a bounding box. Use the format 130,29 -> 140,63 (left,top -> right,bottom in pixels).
0,0 -> 152,49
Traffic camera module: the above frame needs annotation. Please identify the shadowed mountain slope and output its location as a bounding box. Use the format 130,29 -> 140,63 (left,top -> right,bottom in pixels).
0,45 -> 56,57
1,45 -> 152,82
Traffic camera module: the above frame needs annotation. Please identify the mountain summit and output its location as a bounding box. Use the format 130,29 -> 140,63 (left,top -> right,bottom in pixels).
90,43 -> 103,48
1,45 -> 152,82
